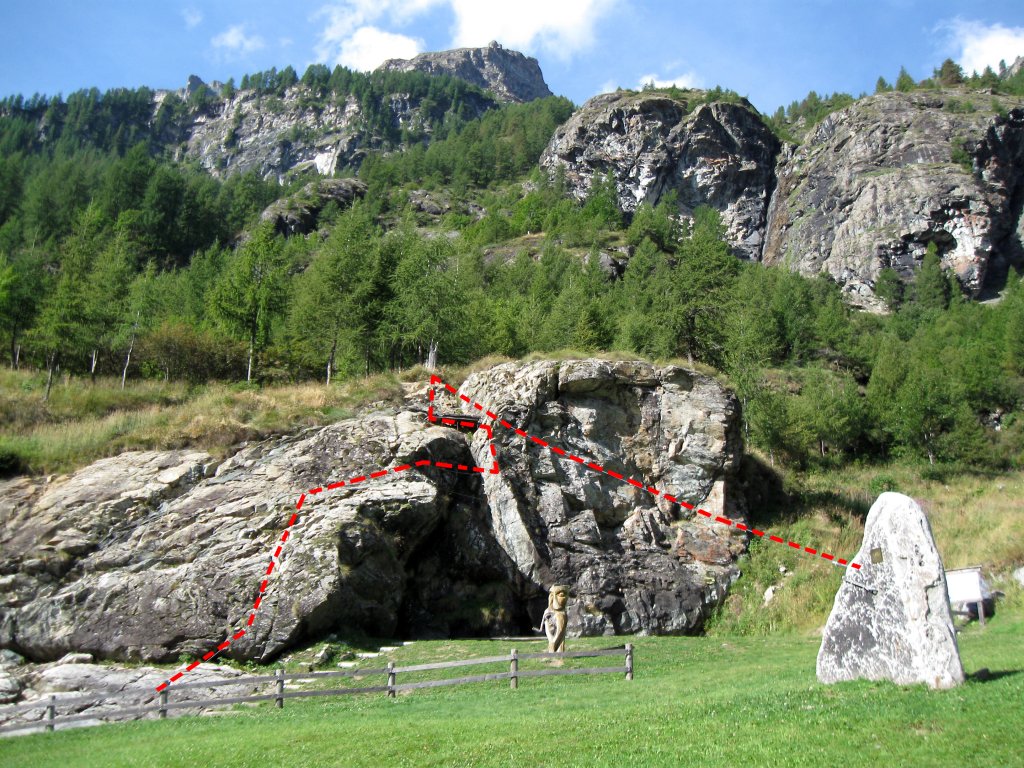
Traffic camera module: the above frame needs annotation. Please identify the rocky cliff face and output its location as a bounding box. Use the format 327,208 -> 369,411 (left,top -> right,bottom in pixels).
0,360 -> 743,664
540,92 -> 781,260
178,83 -> 495,182
762,92 -> 1024,306
162,41 -> 550,181
379,41 -> 553,104
542,89 -> 1024,303
173,43 -> 550,181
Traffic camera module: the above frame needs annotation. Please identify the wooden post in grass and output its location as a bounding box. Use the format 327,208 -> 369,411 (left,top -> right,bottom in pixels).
510,648 -> 518,690
978,600 -> 986,627
275,667 -> 285,708
625,644 -> 634,681
45,696 -> 56,732
159,688 -> 168,719
387,661 -> 396,698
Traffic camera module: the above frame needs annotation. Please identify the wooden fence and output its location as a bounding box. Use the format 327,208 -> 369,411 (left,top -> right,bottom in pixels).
0,644 -> 633,737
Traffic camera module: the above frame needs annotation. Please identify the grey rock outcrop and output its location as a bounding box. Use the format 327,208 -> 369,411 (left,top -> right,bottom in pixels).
462,359 -> 744,636
763,92 -> 1024,306
0,661 -> 253,729
540,91 -> 781,260
0,359 -> 742,663
260,178 -> 367,236
817,492 -> 964,689
0,417 -> 516,663
379,41 -> 552,104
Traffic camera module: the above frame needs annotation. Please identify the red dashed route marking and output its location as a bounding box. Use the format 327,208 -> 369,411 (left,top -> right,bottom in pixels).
427,375 -> 859,570
155,374 -> 857,691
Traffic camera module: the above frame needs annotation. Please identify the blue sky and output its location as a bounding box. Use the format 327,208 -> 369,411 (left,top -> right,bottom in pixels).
2,1 -> 1024,114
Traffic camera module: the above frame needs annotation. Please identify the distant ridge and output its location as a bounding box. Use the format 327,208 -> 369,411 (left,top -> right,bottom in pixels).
378,40 -> 553,103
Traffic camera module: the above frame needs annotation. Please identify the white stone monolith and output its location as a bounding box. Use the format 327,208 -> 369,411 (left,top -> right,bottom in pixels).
817,492 -> 964,689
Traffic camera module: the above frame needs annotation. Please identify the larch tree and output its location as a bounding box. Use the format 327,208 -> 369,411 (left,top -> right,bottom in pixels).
209,224 -> 289,383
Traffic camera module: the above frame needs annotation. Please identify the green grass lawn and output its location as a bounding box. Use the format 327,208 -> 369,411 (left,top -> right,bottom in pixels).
2,610 -> 1021,768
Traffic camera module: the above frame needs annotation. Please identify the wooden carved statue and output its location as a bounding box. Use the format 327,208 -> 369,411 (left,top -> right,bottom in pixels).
541,585 -> 569,653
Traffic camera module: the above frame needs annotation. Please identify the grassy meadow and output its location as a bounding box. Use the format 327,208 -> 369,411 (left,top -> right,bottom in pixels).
0,609 -> 1021,767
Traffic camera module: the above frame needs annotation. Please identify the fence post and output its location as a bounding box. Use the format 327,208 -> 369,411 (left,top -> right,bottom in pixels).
625,643 -> 634,681
276,667 -> 285,709
978,600 -> 986,627
387,661 -> 396,698
45,695 -> 56,732
510,648 -> 518,690
159,688 -> 168,719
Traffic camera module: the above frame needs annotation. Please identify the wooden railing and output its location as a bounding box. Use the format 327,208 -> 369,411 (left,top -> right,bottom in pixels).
0,645 -> 633,736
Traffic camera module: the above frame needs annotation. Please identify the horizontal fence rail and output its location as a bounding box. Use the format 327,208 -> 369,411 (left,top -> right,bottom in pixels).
0,644 -> 633,737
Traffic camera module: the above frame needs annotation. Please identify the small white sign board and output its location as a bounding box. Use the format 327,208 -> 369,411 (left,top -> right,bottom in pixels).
946,567 -> 989,605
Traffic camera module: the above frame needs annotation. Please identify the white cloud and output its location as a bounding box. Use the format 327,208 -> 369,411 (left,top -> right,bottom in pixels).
598,79 -> 619,94
943,18 -> 1024,75
312,0 -> 615,67
212,24 -> 265,55
638,71 -> 702,90
182,8 -> 203,29
335,26 -> 424,71
447,0 -> 616,60
313,1 -> 443,63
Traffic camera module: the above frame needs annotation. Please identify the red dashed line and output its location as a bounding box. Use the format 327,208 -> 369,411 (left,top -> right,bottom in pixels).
157,373 -> 855,691
435,376 -> 856,573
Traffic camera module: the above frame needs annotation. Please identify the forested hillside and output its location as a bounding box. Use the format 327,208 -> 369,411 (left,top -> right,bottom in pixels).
0,57 -> 1022,477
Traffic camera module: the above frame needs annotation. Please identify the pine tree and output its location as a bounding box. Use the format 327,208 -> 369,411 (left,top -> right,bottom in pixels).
895,67 -> 916,92
209,224 -> 289,382
913,242 -> 950,311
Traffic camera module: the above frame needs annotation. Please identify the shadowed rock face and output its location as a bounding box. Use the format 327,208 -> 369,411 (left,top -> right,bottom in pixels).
0,360 -> 743,663
540,91 -> 781,261
817,492 -> 964,689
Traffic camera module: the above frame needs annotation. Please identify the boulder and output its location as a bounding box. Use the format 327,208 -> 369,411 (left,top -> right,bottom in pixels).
461,359 -> 744,636
260,178 -> 367,236
0,359 -> 743,662
817,492 -> 964,689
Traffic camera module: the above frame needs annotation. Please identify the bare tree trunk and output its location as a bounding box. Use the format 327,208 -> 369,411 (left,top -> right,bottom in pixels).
121,333 -> 136,390
326,337 -> 337,386
426,339 -> 438,371
90,349 -> 98,384
44,352 -> 57,402
246,338 -> 255,383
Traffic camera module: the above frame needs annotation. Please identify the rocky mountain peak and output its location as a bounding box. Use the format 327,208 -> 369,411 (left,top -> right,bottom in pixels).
377,42 -> 553,103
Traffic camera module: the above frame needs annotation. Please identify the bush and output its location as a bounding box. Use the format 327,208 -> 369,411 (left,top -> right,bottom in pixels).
868,473 -> 899,496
